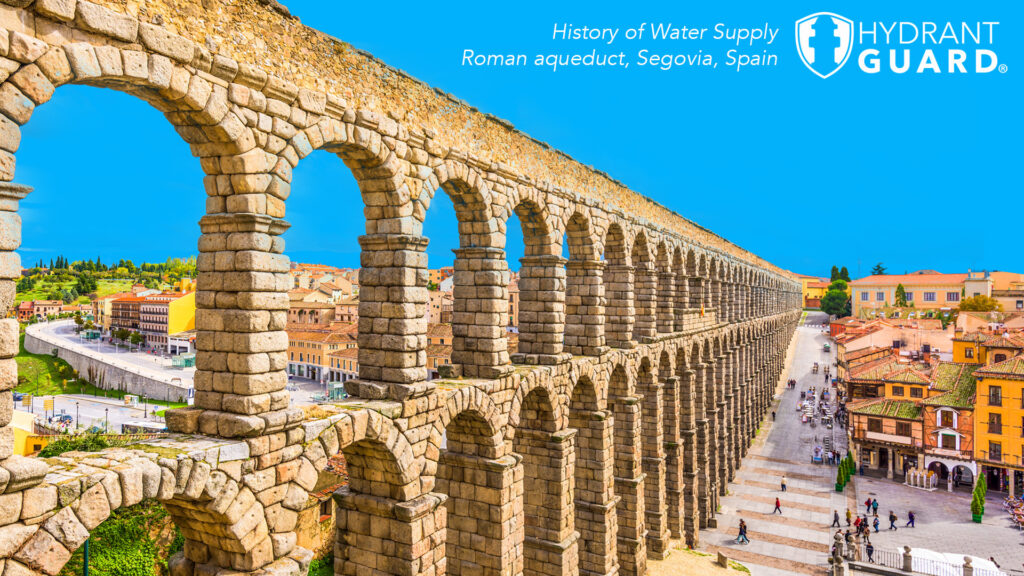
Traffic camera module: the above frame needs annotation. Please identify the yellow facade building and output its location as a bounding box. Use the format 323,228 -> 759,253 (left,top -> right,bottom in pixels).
10,410 -> 49,456
973,355 -> 1024,495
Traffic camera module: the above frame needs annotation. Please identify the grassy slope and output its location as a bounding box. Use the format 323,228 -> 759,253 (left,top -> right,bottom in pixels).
14,334 -> 186,408
15,279 -> 134,305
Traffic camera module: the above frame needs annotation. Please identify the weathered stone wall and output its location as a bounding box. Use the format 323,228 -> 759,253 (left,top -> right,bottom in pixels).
0,1 -> 805,574
24,321 -> 193,403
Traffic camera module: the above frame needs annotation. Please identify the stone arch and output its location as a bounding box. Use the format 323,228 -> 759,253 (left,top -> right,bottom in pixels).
427,161 -> 511,378
655,242 -> 675,334
507,377 -> 563,436
289,116 -> 414,233
638,354 -> 663,557
603,222 -> 634,348
506,189 -> 567,361
431,388 -> 514,576
631,231 -> 656,341
672,246 -> 688,328
607,360 -> 647,574
563,209 -> 607,355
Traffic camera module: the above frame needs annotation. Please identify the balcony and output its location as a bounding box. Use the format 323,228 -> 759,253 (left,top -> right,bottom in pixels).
864,431 -> 918,446
978,450 -> 1015,466
928,447 -> 973,460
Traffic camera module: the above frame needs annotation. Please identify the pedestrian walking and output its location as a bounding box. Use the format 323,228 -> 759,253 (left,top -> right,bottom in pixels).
781,475 -> 787,492
906,511 -> 915,528
872,499 -> 879,516
772,410 -> 776,421
866,541 -> 875,563
773,497 -> 782,514
888,511 -> 898,530
736,519 -> 750,544
872,517 -> 880,532
832,510 -> 841,527
864,498 -> 872,514
846,508 -> 852,526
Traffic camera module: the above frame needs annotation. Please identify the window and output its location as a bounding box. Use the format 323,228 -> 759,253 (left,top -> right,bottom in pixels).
868,418 -> 882,433
946,292 -> 960,302
861,292 -> 869,302
1017,300 -> 1023,311
989,386 -> 1002,406
940,411 -> 954,428
896,422 -> 911,437
990,442 -> 1002,461
994,353 -> 1008,363
905,292 -> 914,301
319,499 -> 332,522
923,292 -> 936,302
965,348 -> 974,359
876,291 -> 885,301
989,413 -> 1003,434
941,434 -> 956,449
910,387 -> 923,399
892,386 -> 904,397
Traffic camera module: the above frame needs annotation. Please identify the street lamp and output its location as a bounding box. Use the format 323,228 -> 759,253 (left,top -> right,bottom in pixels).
75,402 -> 79,431
104,408 -> 108,433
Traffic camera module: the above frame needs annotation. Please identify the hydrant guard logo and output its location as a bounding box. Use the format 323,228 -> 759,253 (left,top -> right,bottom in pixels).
796,12 -> 854,78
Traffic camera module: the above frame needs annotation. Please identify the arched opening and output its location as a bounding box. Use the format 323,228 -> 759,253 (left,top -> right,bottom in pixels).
655,243 -> 674,334
336,437 -> 443,575
672,247 -> 687,330
568,374 -> 617,575
631,233 -> 655,341
437,408 -> 513,575
285,149 -> 367,392
428,172 -> 510,379
506,198 -> 564,363
609,364 -> 646,575
928,461 -> 949,480
603,223 -> 633,348
953,464 -> 975,490
675,345 -> 701,547
513,385 -> 576,575
563,211 -> 605,356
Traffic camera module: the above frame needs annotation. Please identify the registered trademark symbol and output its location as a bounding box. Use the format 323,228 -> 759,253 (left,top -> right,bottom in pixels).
999,64 -> 1008,73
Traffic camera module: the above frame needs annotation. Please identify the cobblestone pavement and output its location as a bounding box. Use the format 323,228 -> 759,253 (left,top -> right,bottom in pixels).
702,311 -> 1024,576
701,311 -> 850,576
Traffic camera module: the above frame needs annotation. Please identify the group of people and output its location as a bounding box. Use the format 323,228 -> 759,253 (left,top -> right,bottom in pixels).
827,499 -> 917,563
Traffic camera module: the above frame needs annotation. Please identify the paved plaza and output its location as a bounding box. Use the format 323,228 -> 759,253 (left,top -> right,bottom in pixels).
701,311 -> 1024,576
31,319 -> 196,387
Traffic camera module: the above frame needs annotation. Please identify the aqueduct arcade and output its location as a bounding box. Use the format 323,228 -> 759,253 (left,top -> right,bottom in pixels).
0,1 -> 802,575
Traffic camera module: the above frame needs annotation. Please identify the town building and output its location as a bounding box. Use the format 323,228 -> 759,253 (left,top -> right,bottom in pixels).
795,274 -> 830,309
15,300 -> 62,322
973,356 -> 1024,495
139,292 -> 196,353
848,360 -> 979,486
110,296 -> 146,333
287,326 -> 358,382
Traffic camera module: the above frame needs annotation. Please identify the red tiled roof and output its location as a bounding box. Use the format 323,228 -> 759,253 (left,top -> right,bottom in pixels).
851,273 -> 968,286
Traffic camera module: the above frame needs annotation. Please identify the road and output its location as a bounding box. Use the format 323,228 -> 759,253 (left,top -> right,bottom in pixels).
25,393 -> 166,433
31,320 -> 195,388
701,310 -> 846,576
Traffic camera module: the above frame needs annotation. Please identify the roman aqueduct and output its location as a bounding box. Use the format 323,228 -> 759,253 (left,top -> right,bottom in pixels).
0,1 -> 802,575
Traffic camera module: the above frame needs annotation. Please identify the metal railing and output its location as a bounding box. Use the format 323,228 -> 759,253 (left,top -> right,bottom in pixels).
848,544 -> 1003,576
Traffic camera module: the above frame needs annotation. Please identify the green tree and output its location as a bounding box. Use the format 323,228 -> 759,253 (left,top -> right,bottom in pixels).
828,279 -> 848,292
16,276 -> 35,292
895,283 -> 908,307
75,271 -> 98,294
820,288 -> 851,317
871,262 -> 887,275
959,295 -> 1003,312
839,266 -> 850,282
114,328 -> 131,344
830,266 -> 840,281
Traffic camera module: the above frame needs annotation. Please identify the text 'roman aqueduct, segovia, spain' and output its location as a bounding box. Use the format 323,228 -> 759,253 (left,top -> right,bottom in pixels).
0,1 -> 802,575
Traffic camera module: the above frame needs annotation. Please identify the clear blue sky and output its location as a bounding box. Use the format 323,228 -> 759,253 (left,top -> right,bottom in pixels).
15,0 -> 1021,278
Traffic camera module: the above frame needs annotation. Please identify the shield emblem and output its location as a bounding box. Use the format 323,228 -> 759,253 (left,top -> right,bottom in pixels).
796,12 -> 854,79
